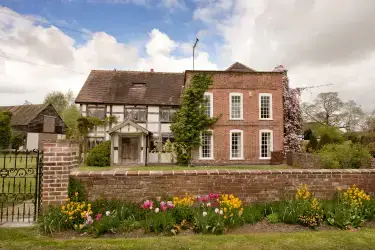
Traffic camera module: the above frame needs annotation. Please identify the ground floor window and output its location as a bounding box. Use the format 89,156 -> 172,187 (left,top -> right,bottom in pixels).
230,130 -> 243,160
88,137 -> 104,150
260,130 -> 273,159
200,131 -> 213,159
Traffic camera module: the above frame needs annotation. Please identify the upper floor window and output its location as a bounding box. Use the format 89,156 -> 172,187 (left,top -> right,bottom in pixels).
87,105 -> 105,119
200,130 -> 213,160
160,108 -> 177,122
230,93 -> 243,120
260,129 -> 273,159
230,129 -> 243,160
203,92 -> 213,118
43,115 -> 55,133
125,107 -> 147,122
259,93 -> 272,120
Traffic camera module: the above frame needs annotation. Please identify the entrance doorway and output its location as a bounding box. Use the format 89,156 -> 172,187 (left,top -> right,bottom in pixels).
121,137 -> 139,164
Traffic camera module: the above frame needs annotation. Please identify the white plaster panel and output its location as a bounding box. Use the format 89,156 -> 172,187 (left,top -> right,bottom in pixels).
138,123 -> 146,129
147,123 -> 159,133
112,105 -> 124,113
148,106 -> 159,113
148,153 -> 158,163
26,133 -> 39,150
148,114 -> 159,122
114,150 -> 118,164
81,104 -> 86,112
161,124 -> 171,133
113,134 -> 119,147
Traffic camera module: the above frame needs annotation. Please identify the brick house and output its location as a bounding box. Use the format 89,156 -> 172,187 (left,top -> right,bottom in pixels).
75,62 -> 284,166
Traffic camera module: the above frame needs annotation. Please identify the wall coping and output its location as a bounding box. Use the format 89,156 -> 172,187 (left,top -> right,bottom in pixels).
70,168 -> 375,177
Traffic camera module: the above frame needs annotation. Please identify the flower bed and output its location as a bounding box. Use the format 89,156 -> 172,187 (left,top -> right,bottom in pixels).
38,185 -> 375,237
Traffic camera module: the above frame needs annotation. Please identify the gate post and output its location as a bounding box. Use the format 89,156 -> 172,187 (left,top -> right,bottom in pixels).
42,140 -> 79,208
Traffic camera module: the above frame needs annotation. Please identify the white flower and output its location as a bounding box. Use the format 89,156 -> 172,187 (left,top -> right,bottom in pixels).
219,210 -> 223,215
203,211 -> 207,217
106,211 -> 110,216
155,208 -> 160,213
206,202 -> 211,207
215,208 -> 219,214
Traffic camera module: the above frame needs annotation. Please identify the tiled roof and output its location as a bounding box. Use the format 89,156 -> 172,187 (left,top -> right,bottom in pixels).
226,62 -> 256,72
75,70 -> 185,106
0,103 -> 50,126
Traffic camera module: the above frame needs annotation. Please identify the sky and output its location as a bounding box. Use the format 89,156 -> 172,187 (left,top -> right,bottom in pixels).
0,0 -> 375,111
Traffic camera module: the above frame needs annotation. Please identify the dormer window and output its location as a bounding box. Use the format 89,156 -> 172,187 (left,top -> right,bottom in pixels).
132,82 -> 146,88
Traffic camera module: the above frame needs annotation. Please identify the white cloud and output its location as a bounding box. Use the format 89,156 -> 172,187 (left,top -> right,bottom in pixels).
194,0 -> 375,111
86,0 -> 186,10
0,7 -> 217,106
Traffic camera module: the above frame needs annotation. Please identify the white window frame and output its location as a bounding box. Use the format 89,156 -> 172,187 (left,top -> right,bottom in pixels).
230,129 -> 244,160
259,129 -> 273,160
199,130 -> 214,160
204,92 -> 213,118
259,93 -> 273,120
229,93 -> 243,120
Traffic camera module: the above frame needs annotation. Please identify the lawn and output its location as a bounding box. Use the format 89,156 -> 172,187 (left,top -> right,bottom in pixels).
0,227 -> 374,250
78,164 -> 289,171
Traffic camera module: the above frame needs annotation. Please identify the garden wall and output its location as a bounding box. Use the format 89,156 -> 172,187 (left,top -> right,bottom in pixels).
70,169 -> 375,204
286,152 -> 323,169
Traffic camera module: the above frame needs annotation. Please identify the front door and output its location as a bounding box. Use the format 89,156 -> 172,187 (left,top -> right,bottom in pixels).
121,137 -> 139,164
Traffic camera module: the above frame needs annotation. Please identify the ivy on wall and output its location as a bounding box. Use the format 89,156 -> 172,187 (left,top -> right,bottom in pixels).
171,73 -> 219,164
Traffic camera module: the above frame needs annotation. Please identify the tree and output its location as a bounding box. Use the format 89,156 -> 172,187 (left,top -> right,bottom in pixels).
62,105 -> 81,138
341,100 -> 364,132
281,69 -> 302,153
302,92 -> 344,127
170,73 -> 218,164
0,112 -> 12,149
44,89 -> 75,115
24,100 -> 32,105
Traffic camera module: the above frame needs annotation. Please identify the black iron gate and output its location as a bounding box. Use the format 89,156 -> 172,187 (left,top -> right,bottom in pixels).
0,149 -> 43,224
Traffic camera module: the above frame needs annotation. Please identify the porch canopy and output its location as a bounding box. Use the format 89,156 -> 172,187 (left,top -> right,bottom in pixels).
108,119 -> 152,166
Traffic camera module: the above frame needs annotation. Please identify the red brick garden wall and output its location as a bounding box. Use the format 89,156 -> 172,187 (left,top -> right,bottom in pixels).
70,169 -> 375,204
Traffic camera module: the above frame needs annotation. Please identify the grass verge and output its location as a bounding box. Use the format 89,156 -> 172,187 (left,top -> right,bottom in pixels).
0,227 -> 374,250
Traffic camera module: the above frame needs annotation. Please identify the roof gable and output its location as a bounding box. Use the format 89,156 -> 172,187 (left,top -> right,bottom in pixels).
108,119 -> 151,134
0,103 -> 50,126
226,62 -> 256,72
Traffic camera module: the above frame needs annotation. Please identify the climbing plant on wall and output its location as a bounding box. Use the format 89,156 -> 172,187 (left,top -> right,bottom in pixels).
171,73 -> 219,164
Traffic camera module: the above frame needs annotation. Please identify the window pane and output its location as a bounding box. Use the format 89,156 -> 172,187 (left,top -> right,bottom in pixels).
231,132 -> 242,158
125,108 -> 146,122
261,132 -> 271,158
201,132 -> 212,158
160,108 -> 177,122
204,94 -> 211,117
88,107 -> 105,119
231,95 -> 241,119
260,95 -> 271,119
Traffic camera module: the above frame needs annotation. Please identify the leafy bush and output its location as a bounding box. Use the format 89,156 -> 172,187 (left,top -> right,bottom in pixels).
344,132 -> 361,144
242,204 -> 263,224
266,213 -> 280,223
367,142 -> 375,157
38,206 -> 69,235
0,111 -> 12,149
144,210 -> 176,234
88,214 -> 121,237
68,177 -> 87,201
318,134 -> 333,149
91,199 -> 145,221
171,205 -> 194,224
86,141 -> 111,167
306,134 -> 318,153
315,126 -> 344,143
326,185 -> 371,229
318,143 -> 372,169
11,131 -> 26,150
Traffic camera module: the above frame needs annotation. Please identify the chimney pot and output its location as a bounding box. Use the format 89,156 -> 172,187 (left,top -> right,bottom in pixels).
150,69 -> 154,72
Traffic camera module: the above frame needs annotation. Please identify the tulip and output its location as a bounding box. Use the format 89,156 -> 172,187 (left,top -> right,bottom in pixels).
155,208 -> 160,213
106,211 -> 110,216
203,211 -> 207,217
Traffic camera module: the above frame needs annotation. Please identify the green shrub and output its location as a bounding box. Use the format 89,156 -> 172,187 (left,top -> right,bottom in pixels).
68,177 -> 87,201
171,205 -> 195,224
193,210 -> 224,234
242,204 -> 264,224
118,218 -> 142,233
144,211 -> 176,234
306,134 -> 318,153
38,206 -> 69,235
318,134 -> 333,149
11,131 -> 26,150
315,126 -> 344,143
318,143 -> 371,169
0,111 -> 12,149
344,132 -> 361,144
88,214 -> 121,237
86,141 -> 111,167
367,142 -> 375,157
266,213 -> 280,223
91,199 -> 145,221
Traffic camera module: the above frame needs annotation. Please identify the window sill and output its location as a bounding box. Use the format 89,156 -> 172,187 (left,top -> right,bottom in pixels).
259,157 -> 271,160
259,118 -> 273,121
199,158 -> 214,160
229,158 -> 244,160
229,118 -> 244,121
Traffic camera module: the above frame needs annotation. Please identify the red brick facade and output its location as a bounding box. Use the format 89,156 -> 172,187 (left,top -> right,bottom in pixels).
186,71 -> 284,165
71,169 -> 375,204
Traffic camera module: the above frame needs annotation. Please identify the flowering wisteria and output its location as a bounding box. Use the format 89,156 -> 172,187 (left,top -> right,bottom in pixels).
275,65 -> 302,153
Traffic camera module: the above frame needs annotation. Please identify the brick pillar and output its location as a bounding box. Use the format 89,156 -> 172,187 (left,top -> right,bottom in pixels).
43,140 -> 79,207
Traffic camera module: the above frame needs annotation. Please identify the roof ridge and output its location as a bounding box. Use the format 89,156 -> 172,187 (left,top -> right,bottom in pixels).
226,62 -> 256,72
91,69 -> 184,74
